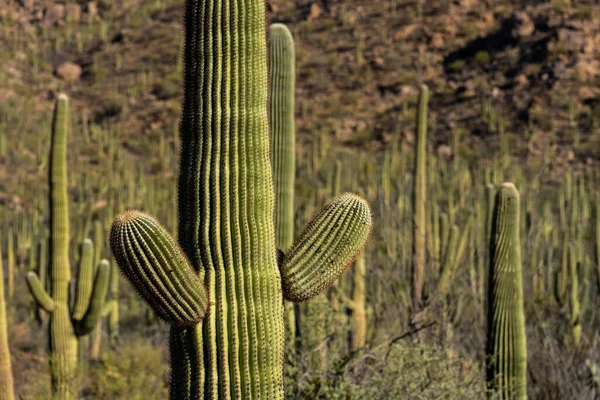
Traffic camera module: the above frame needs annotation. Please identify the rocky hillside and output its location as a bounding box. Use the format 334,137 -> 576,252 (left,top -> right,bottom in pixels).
1,0 -> 600,177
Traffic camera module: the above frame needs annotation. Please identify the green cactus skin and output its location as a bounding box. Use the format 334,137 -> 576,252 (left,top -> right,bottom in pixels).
110,211 -> 209,326
412,84 -> 428,310
270,23 -> 295,253
73,240 -> 94,367
568,244 -> 581,346
0,230 -> 15,400
35,236 -> 48,324
486,183 -> 527,400
90,221 -> 105,361
437,218 -> 471,297
268,22 -> 297,397
109,2 -> 372,398
26,94 -> 110,400
346,252 -> 367,351
6,229 -> 13,301
107,262 -> 120,345
280,194 -> 372,303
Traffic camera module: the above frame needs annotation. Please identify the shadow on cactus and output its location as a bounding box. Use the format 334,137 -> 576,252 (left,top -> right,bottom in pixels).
108,0 -> 372,398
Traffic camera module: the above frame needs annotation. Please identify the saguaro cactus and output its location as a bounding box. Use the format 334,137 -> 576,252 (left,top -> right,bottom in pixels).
6,230 -> 14,301
26,94 -> 110,400
412,84 -> 428,310
269,22 -> 298,395
109,2 -> 372,398
486,183 -> 527,399
0,230 -> 15,400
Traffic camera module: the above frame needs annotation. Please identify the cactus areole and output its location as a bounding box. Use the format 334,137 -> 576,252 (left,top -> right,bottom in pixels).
109,1 -> 372,399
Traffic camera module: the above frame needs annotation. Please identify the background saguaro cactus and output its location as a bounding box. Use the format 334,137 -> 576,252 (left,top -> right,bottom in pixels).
486,183 -> 527,399
269,22 -> 298,396
0,230 -> 15,400
109,1 -> 372,398
412,84 -> 428,311
25,94 -> 110,400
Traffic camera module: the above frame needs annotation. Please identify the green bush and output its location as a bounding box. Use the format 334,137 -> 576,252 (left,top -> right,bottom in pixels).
297,341 -> 485,399
83,340 -> 168,399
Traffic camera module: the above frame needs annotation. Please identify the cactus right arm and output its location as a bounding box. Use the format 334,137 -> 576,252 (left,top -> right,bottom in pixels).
74,260 -> 111,336
279,193 -> 372,302
26,272 -> 55,312
72,239 -> 94,320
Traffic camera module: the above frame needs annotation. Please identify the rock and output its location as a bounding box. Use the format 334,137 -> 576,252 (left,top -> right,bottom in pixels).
66,4 -> 81,22
308,3 -> 322,21
514,73 -> 528,87
55,62 -> 82,82
430,33 -> 444,49
19,0 -> 35,12
575,60 -> 600,82
44,4 -> 65,26
437,144 -> 452,159
557,28 -> 586,52
86,2 -> 99,18
511,12 -> 534,38
266,0 -> 279,13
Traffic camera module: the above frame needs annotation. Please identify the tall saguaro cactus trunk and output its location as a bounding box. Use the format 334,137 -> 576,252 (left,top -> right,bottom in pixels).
177,0 -> 285,396
0,231 -> 15,400
109,2 -> 372,399
26,95 -> 110,400
486,183 -> 527,399
269,23 -> 297,396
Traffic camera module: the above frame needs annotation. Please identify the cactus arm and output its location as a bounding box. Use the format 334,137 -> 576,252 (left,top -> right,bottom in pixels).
26,272 -> 55,313
280,194 -> 372,302
101,300 -> 115,318
74,260 -> 110,336
110,211 -> 209,326
72,239 -> 94,320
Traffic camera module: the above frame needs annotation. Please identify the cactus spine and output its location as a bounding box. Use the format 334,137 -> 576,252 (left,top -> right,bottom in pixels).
109,2 -> 372,398
486,183 -> 527,399
26,94 -> 110,400
0,230 -> 15,400
412,84 -> 428,310
269,23 -> 297,396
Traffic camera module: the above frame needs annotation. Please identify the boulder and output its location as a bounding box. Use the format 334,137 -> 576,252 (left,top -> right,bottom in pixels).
55,62 -> 82,82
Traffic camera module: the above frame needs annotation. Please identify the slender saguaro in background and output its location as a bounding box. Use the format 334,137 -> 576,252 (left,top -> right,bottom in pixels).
109,1 -> 372,398
26,94 -> 110,400
486,183 -> 527,400
269,22 -> 298,394
270,23 -> 295,252
412,84 -> 428,310
0,230 -> 15,400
